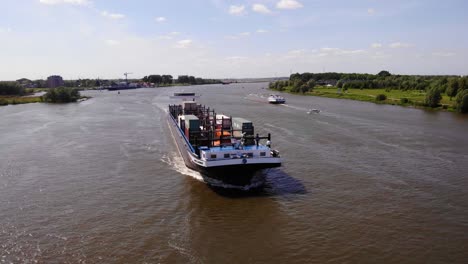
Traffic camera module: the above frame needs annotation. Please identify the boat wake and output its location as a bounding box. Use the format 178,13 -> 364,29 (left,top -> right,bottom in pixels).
160,152 -> 266,190
164,154 -> 267,190
280,103 -> 320,113
160,152 -> 204,182
244,93 -> 268,103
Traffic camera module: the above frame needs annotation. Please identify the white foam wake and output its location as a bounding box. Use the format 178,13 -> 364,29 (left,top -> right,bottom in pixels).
160,152 -> 204,182
160,152 -> 266,190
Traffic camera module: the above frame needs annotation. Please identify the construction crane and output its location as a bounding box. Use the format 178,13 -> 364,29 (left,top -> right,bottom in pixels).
124,72 -> 133,85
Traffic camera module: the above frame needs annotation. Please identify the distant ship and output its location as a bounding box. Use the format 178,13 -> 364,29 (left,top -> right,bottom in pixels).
268,94 -> 286,104
105,82 -> 141,91
169,92 -> 201,99
168,93 -> 281,187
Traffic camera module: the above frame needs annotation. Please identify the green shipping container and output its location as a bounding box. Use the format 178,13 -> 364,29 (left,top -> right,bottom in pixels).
184,115 -> 200,131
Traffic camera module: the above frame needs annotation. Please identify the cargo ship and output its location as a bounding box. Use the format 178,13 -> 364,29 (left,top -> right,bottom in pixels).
168,95 -> 281,187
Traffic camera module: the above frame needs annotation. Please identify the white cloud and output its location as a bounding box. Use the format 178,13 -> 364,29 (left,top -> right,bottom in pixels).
371,43 -> 382,48
367,8 -> 375,15
371,51 -> 391,60
155,17 -> 166,22
226,56 -> 248,61
158,35 -> 172,40
276,0 -> 303,10
284,49 -> 307,58
175,39 -> 193,49
252,4 -> 272,14
225,32 -> 251,39
389,42 -> 413,48
158,32 -> 181,40
256,29 -> 268,33
101,11 -> 125,20
39,0 -> 91,6
105,39 -> 120,46
432,52 -> 456,57
319,47 -> 365,55
288,49 -> 306,55
229,5 -> 246,15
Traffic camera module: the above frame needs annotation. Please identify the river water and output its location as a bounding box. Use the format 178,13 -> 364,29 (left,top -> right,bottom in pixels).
1,83 -> 467,263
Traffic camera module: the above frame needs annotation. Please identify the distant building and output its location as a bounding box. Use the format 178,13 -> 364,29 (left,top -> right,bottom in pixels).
47,75 -> 64,88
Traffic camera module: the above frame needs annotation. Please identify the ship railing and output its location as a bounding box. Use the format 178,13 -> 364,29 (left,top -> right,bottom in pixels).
188,130 -> 271,148
168,111 -> 197,155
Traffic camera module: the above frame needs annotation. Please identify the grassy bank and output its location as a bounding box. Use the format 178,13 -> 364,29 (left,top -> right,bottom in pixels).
296,86 -> 456,111
0,96 -> 43,106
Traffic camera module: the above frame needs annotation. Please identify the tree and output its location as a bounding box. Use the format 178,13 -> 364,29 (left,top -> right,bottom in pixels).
147,75 -> 163,84
290,79 -> 305,93
425,87 -> 442,108
455,89 -> 468,113
459,77 -> 467,91
336,80 -> 344,88
0,82 -> 25,95
188,76 -> 196,84
377,70 -> 391,77
43,87 -> 80,103
177,75 -> 189,84
298,80 -> 315,94
161,75 -> 173,84
446,78 -> 459,100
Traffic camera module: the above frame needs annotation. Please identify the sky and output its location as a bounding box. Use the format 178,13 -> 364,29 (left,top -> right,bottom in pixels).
1,0 -> 467,80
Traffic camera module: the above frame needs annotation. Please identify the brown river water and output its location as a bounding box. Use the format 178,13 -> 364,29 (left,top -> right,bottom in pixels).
1,83 -> 468,263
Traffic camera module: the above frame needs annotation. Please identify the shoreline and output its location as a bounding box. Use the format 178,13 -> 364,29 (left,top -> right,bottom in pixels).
272,87 -> 457,113
0,96 -> 42,106
0,95 -> 91,106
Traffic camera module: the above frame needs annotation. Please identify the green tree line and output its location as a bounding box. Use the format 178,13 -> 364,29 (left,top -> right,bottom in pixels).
0,82 -> 26,96
175,75 -> 221,85
142,74 -> 174,84
269,71 -> 468,113
142,74 -> 221,85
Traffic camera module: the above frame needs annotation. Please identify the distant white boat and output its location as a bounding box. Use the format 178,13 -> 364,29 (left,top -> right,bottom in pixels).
268,94 -> 286,104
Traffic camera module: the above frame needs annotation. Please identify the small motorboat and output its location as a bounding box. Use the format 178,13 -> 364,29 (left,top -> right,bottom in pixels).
307,109 -> 320,114
268,94 -> 286,104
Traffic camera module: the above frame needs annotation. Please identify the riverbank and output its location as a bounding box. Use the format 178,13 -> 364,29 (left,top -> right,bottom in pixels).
0,96 -> 42,106
279,86 -> 456,112
0,95 -> 91,106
